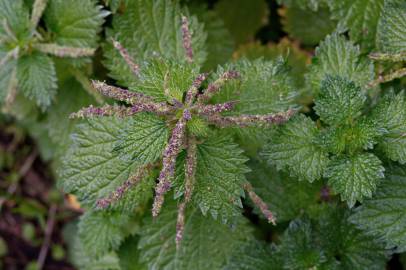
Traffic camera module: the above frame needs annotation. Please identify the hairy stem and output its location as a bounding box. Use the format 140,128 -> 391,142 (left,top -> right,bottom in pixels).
369,52 -> 406,62
30,0 -> 48,31
34,43 -> 95,58
367,67 -> 406,88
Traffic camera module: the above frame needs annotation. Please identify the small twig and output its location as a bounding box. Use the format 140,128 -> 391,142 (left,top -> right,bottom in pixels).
37,204 -> 57,270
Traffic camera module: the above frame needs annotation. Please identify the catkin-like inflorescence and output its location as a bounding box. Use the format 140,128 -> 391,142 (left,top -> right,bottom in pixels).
194,101 -> 237,115
207,109 -> 296,127
176,140 -> 197,248
244,183 -> 276,225
181,16 -> 193,63
197,71 -> 240,103
96,164 -> 152,209
152,110 -> 191,217
34,43 -> 95,58
91,80 -> 153,104
184,73 -> 207,106
112,38 -> 140,76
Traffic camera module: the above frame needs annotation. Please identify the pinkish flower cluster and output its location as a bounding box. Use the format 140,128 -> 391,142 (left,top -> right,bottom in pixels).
71,16 -> 296,248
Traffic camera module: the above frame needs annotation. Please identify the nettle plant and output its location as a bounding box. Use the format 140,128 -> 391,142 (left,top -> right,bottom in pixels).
2,0 -> 406,269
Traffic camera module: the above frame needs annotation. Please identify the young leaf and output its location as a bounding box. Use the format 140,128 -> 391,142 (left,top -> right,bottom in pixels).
306,33 -> 374,94
17,52 -> 57,108
327,0 -> 384,50
114,113 -> 169,164
325,153 -> 385,207
0,0 -> 30,40
78,210 -> 131,257
315,76 -> 366,125
174,133 -> 249,223
351,164 -> 406,251
376,0 -> 406,54
262,114 -> 329,183
138,201 -> 253,270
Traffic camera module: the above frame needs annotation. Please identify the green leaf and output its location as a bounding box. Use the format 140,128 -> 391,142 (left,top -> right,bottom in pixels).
138,201 -> 253,270
246,159 -> 322,222
279,218 -> 328,270
224,240 -> 281,270
327,0 -> 384,50
317,206 -> 389,270
60,117 -> 137,207
350,164 -> 406,251
262,114 -> 329,183
376,0 -> 406,53
44,0 -> 106,48
325,153 -> 385,207
114,113 -> 169,164
214,0 -> 267,45
315,76 -> 366,125
17,52 -> 57,108
0,0 -> 30,41
0,48 -> 17,104
281,5 -> 337,46
306,33 -> 374,94
117,236 -> 147,270
277,0 -> 322,11
78,210 -> 130,257
371,91 -> 406,164
130,59 -> 198,102
174,133 -> 249,223
104,0 -> 207,86
63,222 -> 121,270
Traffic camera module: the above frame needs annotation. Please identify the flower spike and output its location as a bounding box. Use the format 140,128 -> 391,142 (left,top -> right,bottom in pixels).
197,71 -> 241,103
112,38 -> 140,76
152,110 -> 192,217
176,138 -> 197,248
91,80 -> 153,104
181,16 -> 193,63
244,183 -> 276,225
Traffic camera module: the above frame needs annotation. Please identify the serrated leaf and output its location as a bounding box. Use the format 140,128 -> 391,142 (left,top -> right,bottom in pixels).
214,0 -> 267,45
327,0 -> 384,50
247,159 -> 322,222
317,206 -> 389,270
138,201 -> 253,270
174,133 -> 249,223
306,34 -> 374,94
63,222 -> 121,270
223,240 -> 281,270
104,0 -> 207,86
279,218 -> 328,270
78,210 -> 130,257
0,48 -> 17,104
262,115 -> 329,182
277,0 -> 322,11
17,52 -> 57,108
280,5 -> 336,46
118,236 -> 147,270
114,113 -> 169,164
350,164 -> 406,251
376,0 -> 406,53
371,91 -> 406,164
44,0 -> 106,48
325,153 -> 385,207
0,0 -> 30,41
315,76 -> 366,125
60,117 -> 138,207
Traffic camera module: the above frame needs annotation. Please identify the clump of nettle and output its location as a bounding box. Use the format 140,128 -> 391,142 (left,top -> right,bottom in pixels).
63,15 -> 295,246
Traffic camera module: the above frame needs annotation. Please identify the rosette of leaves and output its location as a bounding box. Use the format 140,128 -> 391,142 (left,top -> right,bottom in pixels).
60,0 -> 297,251
0,0 -> 106,108
263,34 -> 406,208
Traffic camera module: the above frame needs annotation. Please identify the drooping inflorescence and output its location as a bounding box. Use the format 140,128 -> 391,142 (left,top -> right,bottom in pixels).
70,15 -> 295,247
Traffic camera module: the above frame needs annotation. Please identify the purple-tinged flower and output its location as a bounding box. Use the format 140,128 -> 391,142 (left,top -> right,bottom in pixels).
185,73 -> 207,106
112,38 -> 140,76
206,109 -> 296,127
244,183 -> 276,225
91,80 -> 153,104
197,71 -> 241,103
194,101 -> 238,115
69,104 -> 134,118
181,16 -> 193,63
